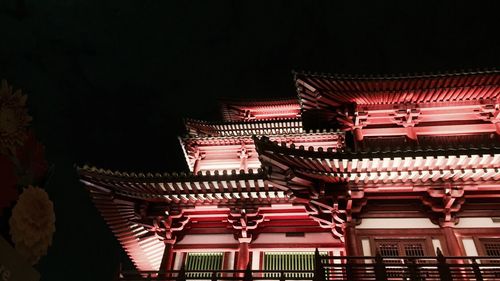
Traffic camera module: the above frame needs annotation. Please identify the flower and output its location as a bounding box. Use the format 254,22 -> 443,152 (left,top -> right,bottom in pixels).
0,154 -> 18,215
0,79 -> 32,155
9,186 -> 56,265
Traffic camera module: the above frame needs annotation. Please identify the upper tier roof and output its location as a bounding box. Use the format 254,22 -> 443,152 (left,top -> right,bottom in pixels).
219,97 -> 301,122
295,69 -> 500,108
184,117 -> 303,137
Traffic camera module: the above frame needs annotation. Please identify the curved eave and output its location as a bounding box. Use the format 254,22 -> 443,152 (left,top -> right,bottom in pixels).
177,136 -> 194,172
254,136 -> 500,161
184,117 -> 304,137
78,166 -> 290,205
254,136 -> 500,187
181,129 -> 343,146
294,70 -> 500,109
86,185 -> 165,271
219,97 -> 301,122
293,68 -> 500,81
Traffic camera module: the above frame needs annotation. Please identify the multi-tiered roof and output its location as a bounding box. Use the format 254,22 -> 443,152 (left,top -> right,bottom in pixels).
78,70 -> 500,271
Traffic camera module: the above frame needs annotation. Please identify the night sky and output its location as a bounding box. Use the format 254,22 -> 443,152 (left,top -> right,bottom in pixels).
0,1 -> 499,280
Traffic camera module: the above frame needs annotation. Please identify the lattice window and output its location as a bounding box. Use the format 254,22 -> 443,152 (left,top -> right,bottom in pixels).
378,243 -> 400,257
484,241 -> 500,257
263,252 -> 326,278
375,239 -> 428,279
375,239 -> 428,257
403,243 -> 425,257
479,238 -> 500,265
185,252 -> 223,278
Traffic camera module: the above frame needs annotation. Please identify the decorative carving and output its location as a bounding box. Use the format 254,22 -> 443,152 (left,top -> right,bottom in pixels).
187,145 -> 206,174
227,209 -> 264,243
242,110 -> 256,121
305,185 -> 367,242
237,142 -> 252,171
478,102 -> 500,134
131,209 -> 190,243
392,103 -> 421,127
391,103 -> 421,140
306,202 -> 346,241
336,107 -> 369,141
422,183 -> 465,227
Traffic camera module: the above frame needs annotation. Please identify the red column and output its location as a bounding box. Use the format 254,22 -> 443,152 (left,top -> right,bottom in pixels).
344,223 -> 361,257
442,227 -> 464,256
159,240 -> 175,273
193,158 -> 200,175
353,128 -> 364,142
406,126 -> 417,140
236,241 -> 250,270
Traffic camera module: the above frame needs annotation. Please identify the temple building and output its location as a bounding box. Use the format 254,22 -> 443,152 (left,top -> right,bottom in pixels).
78,70 -> 500,278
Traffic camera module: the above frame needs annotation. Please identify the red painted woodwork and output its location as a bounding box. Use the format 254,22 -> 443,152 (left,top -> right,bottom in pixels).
344,223 -> 361,257
236,242 -> 250,270
159,242 -> 174,274
78,70 -> 500,272
442,227 -> 464,256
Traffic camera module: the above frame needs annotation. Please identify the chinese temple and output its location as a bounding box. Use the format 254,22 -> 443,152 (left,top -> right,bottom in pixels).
78,70 -> 500,280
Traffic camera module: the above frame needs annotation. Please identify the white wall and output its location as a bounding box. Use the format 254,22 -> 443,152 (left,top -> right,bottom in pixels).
456,218 -> 500,228
357,218 -> 439,229
431,239 -> 443,254
252,232 -> 339,244
462,238 -> 479,256
177,234 -> 237,245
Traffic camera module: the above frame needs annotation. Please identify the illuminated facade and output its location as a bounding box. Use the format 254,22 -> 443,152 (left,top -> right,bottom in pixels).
78,70 -> 500,276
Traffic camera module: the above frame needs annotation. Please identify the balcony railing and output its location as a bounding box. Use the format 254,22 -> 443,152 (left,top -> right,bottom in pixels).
120,250 -> 500,281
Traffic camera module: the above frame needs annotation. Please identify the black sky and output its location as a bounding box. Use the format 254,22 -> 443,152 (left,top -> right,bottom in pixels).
0,1 -> 499,280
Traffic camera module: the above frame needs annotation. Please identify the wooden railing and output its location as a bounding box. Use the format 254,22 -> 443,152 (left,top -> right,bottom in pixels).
120,249 -> 500,281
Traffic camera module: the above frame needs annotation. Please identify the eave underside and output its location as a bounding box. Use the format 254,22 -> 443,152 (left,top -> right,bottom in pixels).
295,70 -> 500,108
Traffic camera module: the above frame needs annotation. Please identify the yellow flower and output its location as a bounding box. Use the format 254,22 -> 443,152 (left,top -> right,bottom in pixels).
9,186 -> 56,265
0,79 -> 32,155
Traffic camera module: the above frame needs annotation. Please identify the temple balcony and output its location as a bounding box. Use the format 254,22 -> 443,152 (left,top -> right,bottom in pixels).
120,250 -> 500,281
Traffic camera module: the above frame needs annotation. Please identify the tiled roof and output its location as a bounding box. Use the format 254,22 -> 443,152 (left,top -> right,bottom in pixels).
295,69 -> 500,108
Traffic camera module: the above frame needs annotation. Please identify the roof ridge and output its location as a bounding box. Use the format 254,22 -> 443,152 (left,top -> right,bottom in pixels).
218,96 -> 300,104
77,164 -> 265,179
293,67 -> 500,81
253,135 -> 500,158
185,116 -> 302,125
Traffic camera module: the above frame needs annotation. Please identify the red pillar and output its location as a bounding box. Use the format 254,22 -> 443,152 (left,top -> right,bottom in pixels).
193,158 -> 200,175
159,240 -> 175,273
344,223 -> 361,257
406,126 -> 417,140
236,241 -> 250,270
353,128 -> 364,142
442,227 -> 464,256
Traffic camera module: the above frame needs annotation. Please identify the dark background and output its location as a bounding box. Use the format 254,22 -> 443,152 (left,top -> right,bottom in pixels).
0,1 -> 499,280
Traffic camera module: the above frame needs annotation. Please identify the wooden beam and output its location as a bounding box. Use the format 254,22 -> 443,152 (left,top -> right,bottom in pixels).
362,123 -> 497,137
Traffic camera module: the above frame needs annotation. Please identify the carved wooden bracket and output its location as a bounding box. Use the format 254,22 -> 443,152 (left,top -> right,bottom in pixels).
227,209 -> 264,243
336,108 -> 369,141
391,103 -> 421,140
478,102 -> 500,134
237,142 -> 252,171
306,202 -> 346,241
422,184 -> 465,227
131,209 -> 190,243
392,103 -> 421,127
242,109 -> 256,121
305,188 -> 367,242
187,145 -> 206,174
